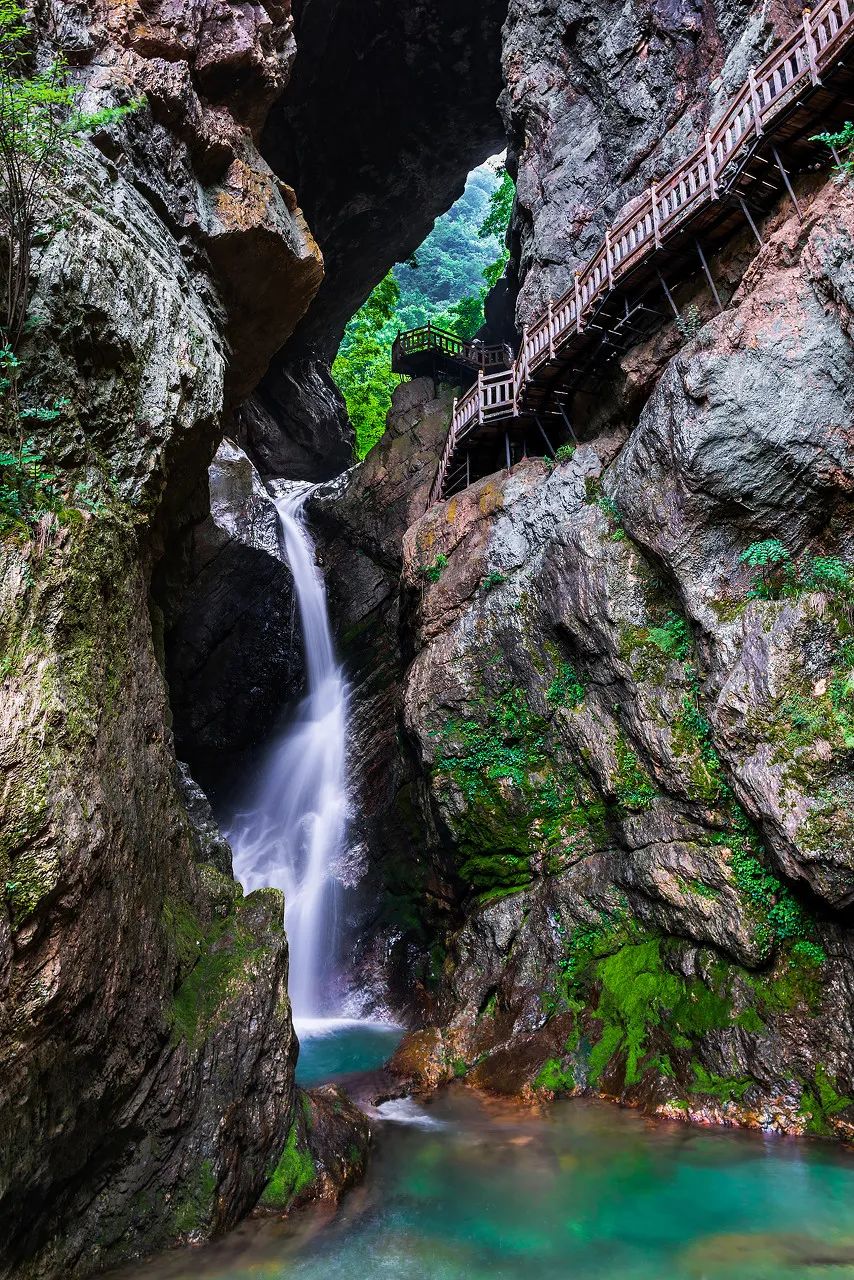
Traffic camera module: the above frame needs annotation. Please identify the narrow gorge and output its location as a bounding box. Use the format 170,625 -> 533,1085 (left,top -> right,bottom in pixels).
2,0 -> 854,1277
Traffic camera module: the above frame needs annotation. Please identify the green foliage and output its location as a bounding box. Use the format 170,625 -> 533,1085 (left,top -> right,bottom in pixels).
421,552 -> 448,583
0,432 -> 61,532
480,570 -> 506,592
799,1065 -> 853,1136
646,611 -> 692,662
332,161 -> 514,457
712,816 -> 814,956
452,1057 -> 468,1078
737,545 -> 852,604
801,555 -> 852,593
554,443 -> 575,463
739,539 -> 792,599
546,661 -> 585,708
534,1056 -> 575,1093
434,685 -> 601,894
812,120 -> 854,180
259,1121 -> 316,1210
690,1064 -> 753,1104
587,939 -> 732,1086
0,1 -> 142,345
331,271 -> 400,459
613,734 -> 657,811
675,304 -> 702,341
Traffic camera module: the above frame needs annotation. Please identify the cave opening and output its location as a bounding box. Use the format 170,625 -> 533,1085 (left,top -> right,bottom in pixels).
331,155 -> 516,461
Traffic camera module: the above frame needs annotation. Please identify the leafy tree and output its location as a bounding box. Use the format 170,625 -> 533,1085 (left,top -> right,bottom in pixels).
332,272 -> 401,459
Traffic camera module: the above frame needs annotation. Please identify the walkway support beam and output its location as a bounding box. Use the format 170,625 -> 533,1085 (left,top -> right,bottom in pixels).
695,238 -> 723,312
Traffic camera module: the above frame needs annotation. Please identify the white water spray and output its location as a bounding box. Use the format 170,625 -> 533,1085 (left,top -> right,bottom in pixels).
228,486 -> 347,1018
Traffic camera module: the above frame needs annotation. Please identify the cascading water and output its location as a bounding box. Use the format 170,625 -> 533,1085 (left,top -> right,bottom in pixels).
227,485 -> 348,1019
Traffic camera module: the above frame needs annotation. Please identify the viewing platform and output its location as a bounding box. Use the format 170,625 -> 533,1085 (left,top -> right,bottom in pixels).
390,0 -> 854,507
391,323 -> 513,384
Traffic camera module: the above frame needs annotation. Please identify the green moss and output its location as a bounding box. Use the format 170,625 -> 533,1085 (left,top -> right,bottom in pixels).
799,1065 -> 853,1136
689,1063 -> 753,1104
164,895 -> 269,1047
613,734 -> 657,812
711,816 -> 816,958
676,876 -> 721,901
434,685 -> 606,897
259,1121 -> 316,1210
452,1057 -> 467,1078
172,1159 -> 217,1236
534,1057 -> 575,1093
587,938 -> 732,1086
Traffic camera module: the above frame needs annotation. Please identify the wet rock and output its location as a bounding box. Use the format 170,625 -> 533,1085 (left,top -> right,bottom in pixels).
164,440 -> 302,774
256,1086 -> 371,1214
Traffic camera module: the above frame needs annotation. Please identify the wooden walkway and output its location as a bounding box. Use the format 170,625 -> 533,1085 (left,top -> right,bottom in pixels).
393,0 -> 854,507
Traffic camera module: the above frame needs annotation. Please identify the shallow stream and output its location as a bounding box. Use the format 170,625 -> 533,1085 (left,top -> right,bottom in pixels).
114,1025 -> 854,1280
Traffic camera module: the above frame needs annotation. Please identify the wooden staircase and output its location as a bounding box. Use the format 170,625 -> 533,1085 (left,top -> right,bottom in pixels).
392,0 -> 854,508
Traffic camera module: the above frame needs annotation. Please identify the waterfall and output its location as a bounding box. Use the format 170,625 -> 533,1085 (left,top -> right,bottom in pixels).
228,486 -> 348,1018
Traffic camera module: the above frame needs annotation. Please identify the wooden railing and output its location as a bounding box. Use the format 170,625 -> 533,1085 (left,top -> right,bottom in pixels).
420,0 -> 854,506
391,322 -> 513,372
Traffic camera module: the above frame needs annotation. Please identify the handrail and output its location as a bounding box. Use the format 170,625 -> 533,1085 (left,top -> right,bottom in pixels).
422,0 -> 854,506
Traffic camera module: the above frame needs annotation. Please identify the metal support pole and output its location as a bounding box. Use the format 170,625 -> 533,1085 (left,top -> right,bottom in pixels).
657,270 -> 680,319
695,239 -> 723,312
738,195 -> 764,247
534,414 -> 557,457
505,432 -> 512,471
772,145 -> 802,220
830,142 -> 843,168
557,404 -> 580,446
466,451 -> 470,489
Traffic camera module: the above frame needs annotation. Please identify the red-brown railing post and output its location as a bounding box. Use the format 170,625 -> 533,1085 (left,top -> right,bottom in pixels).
803,6 -> 820,83
574,272 -> 582,332
477,368 -> 484,425
605,228 -> 614,289
547,298 -> 555,359
748,66 -> 764,135
651,184 -> 661,248
704,132 -> 717,199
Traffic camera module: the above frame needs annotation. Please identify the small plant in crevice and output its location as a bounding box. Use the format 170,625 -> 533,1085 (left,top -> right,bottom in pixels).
646,610 -> 692,662
479,570 -> 506,592
737,544 -> 853,604
420,552 -> 448,583
613,733 -> 657,812
812,120 -> 854,182
739,539 -> 793,599
546,660 -> 585,708
554,443 -> 576,463
676,303 -> 703,341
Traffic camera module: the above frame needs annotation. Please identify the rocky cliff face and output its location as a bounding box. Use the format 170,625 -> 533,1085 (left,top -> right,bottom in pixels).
0,5 -> 320,1276
325,121 -> 854,1135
